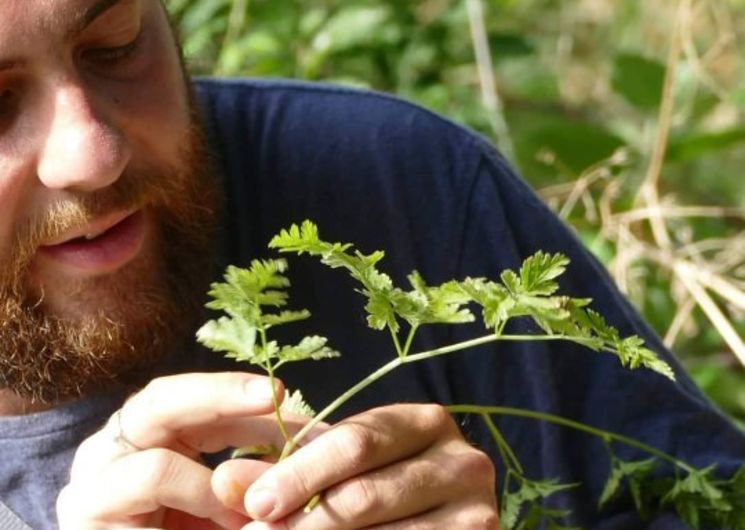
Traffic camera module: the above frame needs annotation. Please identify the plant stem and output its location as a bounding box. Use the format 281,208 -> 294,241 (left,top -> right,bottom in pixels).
402,324 -> 419,357
259,328 -> 291,445
389,326 -> 404,358
267,365 -> 291,445
280,332 -> 606,458
447,404 -> 694,472
280,354 -> 404,458
480,413 -> 524,474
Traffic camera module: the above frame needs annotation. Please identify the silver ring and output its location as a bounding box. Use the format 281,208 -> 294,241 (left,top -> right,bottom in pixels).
112,408 -> 143,452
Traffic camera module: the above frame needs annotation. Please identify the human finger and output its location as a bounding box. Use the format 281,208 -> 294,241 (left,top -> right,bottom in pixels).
58,448 -> 249,530
239,499 -> 499,530
212,458 -> 273,515
70,372 -> 284,481
177,410 -> 326,454
348,499 -> 500,530
120,372 -> 283,448
211,414 -> 333,515
239,435 -> 496,530
242,403 -> 457,521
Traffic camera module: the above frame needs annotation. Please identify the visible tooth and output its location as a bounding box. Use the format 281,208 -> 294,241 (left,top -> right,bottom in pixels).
84,233 -> 98,240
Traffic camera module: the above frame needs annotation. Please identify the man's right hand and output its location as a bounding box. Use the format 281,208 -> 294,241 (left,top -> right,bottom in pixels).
56,372 -> 299,530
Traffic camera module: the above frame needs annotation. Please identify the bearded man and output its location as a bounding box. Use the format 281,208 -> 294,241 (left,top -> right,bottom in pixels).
0,1 -> 743,529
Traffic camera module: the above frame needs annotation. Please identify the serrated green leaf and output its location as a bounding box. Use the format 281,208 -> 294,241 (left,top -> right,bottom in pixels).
656,465 -> 744,529
270,221 -> 399,332
502,477 -> 578,529
519,252 -> 570,296
393,273 -> 474,327
584,309 -> 619,343
277,335 -> 340,364
205,259 -> 293,324
616,342 -> 676,381
599,458 -> 657,509
515,504 -> 576,530
599,464 -> 624,509
501,269 -> 521,294
365,292 -> 399,331
262,309 -> 312,328
501,488 -> 523,529
664,466 -> 724,503
196,316 -> 257,362
281,389 -> 316,418
269,219 -> 323,252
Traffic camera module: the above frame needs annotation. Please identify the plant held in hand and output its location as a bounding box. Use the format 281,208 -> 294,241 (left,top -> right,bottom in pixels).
197,220 -> 745,530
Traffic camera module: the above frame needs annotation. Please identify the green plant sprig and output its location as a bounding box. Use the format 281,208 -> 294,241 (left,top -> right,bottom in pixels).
268,220 -> 675,379
196,258 -> 339,443
444,405 -> 745,529
197,220 -> 743,529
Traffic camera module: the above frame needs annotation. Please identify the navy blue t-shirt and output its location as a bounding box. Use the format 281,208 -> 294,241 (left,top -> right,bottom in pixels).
0,78 -> 742,529
195,78 -> 745,529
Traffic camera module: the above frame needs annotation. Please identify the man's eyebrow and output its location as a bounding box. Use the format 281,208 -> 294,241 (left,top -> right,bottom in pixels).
72,0 -> 127,35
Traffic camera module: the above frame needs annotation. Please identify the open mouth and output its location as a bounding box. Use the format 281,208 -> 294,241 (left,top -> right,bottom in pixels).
37,210 -> 148,276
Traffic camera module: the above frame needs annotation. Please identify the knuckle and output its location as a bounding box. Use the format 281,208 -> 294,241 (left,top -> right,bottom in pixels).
137,448 -> 180,492
334,422 -> 377,468
140,376 -> 171,403
461,507 -> 501,530
331,476 -> 382,520
279,461 -> 316,500
418,403 -> 455,432
455,449 -> 497,486
140,377 -> 163,396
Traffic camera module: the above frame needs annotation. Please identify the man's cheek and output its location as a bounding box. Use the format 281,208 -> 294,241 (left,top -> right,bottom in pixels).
109,26 -> 192,170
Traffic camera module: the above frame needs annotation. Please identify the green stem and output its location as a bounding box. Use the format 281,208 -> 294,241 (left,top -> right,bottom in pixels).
280,332 -> 596,459
259,328 -> 291,445
447,404 -> 694,472
280,355 -> 404,458
268,364 -> 291,445
401,324 -> 419,357
480,413 -> 524,474
389,326 -> 404,358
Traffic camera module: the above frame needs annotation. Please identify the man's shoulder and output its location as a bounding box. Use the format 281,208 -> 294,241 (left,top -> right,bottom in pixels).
193,77 -> 509,285
193,77 -> 468,130
192,77 -> 490,162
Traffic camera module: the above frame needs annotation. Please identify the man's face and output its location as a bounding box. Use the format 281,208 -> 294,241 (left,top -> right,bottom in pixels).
0,0 -> 218,403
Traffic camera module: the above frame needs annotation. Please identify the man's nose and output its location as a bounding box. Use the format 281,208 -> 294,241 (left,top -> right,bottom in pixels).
36,83 -> 130,192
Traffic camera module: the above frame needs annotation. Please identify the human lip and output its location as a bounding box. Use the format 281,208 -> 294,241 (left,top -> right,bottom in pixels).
40,209 -> 138,246
36,209 -> 148,276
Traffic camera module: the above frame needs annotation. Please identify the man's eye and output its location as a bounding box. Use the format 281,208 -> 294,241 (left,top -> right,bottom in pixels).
0,88 -> 20,132
84,33 -> 142,65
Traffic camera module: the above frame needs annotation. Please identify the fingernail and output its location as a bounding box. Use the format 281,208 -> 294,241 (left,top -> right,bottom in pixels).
244,379 -> 275,405
246,488 -> 277,519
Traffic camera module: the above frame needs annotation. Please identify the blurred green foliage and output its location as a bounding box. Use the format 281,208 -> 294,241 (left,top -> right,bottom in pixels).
167,0 -> 745,426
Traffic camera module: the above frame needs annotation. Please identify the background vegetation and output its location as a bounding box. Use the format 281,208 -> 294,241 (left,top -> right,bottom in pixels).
166,0 -> 745,427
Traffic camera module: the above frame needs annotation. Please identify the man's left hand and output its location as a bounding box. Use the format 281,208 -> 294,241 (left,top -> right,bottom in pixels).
212,403 -> 500,529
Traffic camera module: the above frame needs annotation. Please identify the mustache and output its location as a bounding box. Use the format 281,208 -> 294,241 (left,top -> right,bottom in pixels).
15,173 -> 155,256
